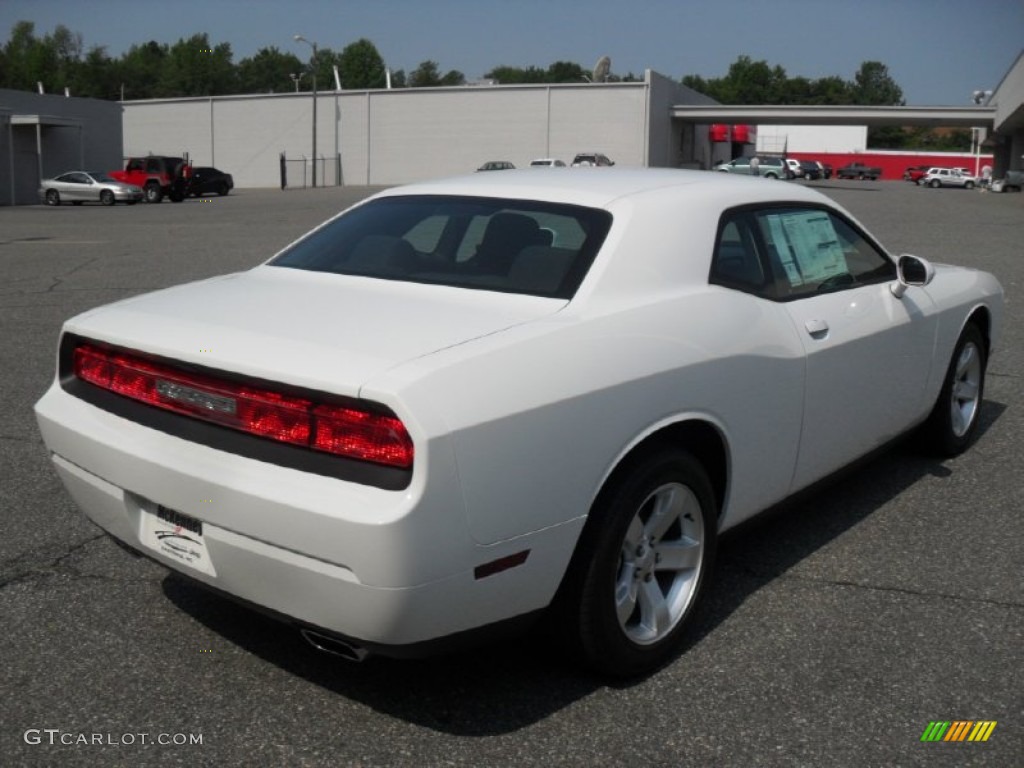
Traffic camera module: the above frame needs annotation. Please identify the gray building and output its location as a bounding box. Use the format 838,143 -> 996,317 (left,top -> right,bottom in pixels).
0,88 -> 123,206
989,50 -> 1024,177
120,71 -> 717,188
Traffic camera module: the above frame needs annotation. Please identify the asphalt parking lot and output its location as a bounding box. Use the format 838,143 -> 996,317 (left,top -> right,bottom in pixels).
1,179 -> 1021,767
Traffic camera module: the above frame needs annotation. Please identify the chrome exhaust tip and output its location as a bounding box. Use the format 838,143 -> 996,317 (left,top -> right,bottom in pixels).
300,628 -> 369,662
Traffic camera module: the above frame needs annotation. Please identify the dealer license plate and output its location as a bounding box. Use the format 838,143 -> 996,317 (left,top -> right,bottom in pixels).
140,505 -> 217,577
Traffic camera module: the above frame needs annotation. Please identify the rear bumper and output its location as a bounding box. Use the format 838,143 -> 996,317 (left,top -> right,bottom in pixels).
35,382 -> 581,649
113,188 -> 144,202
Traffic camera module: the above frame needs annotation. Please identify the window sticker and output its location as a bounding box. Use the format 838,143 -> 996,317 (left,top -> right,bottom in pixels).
767,211 -> 848,286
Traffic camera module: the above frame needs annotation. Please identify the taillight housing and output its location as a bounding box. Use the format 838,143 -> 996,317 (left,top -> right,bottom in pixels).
71,343 -> 413,469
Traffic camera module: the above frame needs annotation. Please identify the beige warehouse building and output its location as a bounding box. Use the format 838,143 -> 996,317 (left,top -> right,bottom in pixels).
120,71 -> 718,188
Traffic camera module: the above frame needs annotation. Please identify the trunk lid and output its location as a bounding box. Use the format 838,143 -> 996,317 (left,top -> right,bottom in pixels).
66,265 -> 567,396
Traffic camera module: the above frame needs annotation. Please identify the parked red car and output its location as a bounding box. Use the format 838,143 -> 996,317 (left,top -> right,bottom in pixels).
903,165 -> 932,183
110,156 -> 192,203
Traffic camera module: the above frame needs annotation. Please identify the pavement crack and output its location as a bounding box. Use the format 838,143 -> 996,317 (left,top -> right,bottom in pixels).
766,568 -> 1023,609
0,532 -> 160,590
0,434 -> 40,444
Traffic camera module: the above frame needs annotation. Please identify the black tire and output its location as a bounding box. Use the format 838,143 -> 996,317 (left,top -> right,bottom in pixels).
918,323 -> 987,457
965,180 -> 975,190
217,182 -> 229,196
100,190 -> 115,206
930,179 -> 940,188
46,189 -> 60,206
560,449 -> 717,677
169,191 -> 185,203
72,201 -> 83,206
144,183 -> 163,203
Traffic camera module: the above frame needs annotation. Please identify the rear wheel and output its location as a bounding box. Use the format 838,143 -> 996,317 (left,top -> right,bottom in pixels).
919,323 -> 987,456
561,449 -> 717,677
46,189 -> 60,206
100,190 -> 115,206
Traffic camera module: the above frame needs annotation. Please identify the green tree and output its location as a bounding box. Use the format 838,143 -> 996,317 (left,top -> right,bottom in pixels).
440,68 -> 465,86
237,46 -> 302,93
2,21 -> 56,91
409,61 -> 441,86
158,34 -> 236,96
409,60 -> 462,87
70,45 -> 120,99
119,41 -> 170,99
850,61 -> 904,106
486,64 -> 546,84
338,38 -> 386,89
809,75 -> 852,105
546,60 -> 587,83
682,56 -> 788,103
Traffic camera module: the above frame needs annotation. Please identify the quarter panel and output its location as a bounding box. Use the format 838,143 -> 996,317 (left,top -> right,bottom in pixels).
370,289 -> 807,543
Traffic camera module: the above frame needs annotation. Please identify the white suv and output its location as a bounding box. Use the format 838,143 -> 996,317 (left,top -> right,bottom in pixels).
919,167 -> 978,189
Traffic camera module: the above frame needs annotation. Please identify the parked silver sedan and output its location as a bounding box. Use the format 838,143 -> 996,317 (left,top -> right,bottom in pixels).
40,171 -> 144,206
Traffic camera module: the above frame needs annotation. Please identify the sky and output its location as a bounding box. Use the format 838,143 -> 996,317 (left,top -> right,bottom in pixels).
2,0 -> 1022,105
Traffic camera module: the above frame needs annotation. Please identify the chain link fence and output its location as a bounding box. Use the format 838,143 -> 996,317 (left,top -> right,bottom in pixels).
280,154 -> 342,189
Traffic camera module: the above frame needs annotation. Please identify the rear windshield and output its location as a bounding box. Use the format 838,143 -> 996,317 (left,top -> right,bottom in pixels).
270,195 -> 613,299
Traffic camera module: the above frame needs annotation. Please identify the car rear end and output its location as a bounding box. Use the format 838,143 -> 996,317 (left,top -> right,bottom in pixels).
34,186 -> 617,657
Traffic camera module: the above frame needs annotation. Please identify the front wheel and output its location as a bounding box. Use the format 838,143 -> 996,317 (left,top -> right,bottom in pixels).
144,183 -> 163,203
918,324 -> 987,456
964,180 -> 975,189
930,179 -> 941,188
46,189 -> 60,206
562,449 -> 717,677
100,190 -> 115,206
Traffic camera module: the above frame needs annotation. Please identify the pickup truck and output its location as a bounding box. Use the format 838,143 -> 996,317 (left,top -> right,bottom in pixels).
109,156 -> 191,203
836,162 -> 882,180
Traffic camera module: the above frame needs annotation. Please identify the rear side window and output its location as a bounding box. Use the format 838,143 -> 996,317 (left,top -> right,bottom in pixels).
270,195 -> 612,299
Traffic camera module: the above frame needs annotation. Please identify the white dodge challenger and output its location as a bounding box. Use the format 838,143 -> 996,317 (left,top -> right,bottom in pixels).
35,169 -> 1003,676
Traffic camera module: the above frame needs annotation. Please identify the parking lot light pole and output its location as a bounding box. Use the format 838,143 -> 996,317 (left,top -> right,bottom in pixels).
294,35 -> 318,188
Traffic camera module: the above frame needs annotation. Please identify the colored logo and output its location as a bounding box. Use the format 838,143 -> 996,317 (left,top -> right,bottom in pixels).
920,721 -> 997,742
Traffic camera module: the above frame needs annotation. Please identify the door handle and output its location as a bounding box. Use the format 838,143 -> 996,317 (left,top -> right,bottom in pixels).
804,319 -> 829,339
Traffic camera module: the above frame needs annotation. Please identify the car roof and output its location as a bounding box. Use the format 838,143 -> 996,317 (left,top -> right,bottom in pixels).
375,167 -> 830,210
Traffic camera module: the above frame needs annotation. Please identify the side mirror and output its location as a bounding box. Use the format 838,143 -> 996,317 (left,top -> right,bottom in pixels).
891,253 -> 935,298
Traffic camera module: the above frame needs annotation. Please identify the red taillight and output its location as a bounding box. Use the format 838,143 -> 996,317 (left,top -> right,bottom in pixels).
313,405 -> 414,468
72,344 -> 413,468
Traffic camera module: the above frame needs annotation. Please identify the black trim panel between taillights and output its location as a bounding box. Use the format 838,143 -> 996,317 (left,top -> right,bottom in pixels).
57,332 -> 413,491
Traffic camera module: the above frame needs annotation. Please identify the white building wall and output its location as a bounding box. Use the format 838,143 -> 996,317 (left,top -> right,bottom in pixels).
123,100 -> 210,163
367,87 -> 550,184
122,79 -> 662,188
756,124 -> 868,154
548,85 -> 647,167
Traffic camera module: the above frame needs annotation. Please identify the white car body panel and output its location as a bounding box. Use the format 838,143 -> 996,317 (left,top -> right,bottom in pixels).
65,266 -> 566,398
34,169 -> 1004,654
782,282 -> 938,490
